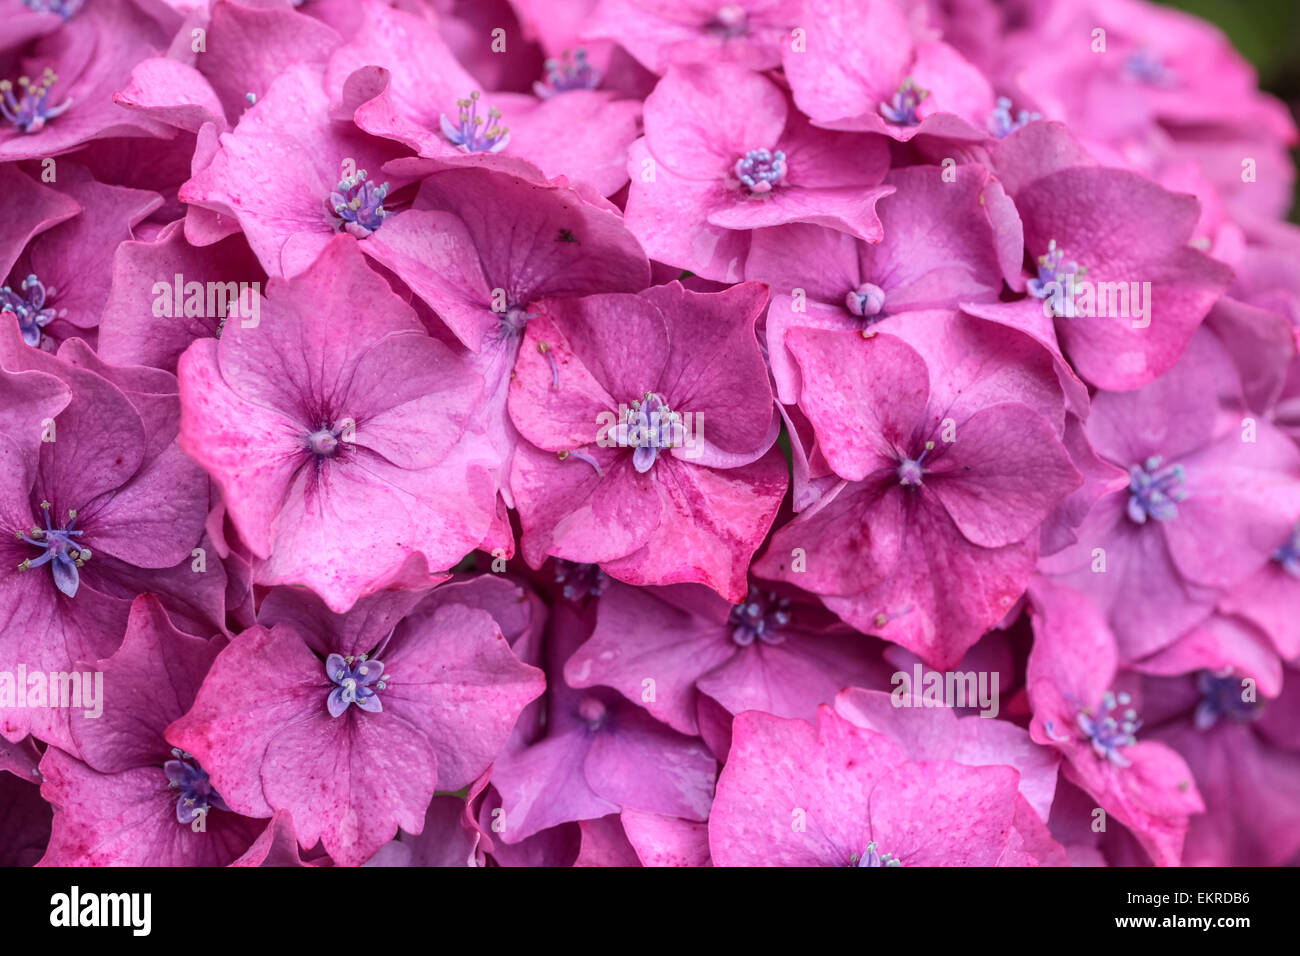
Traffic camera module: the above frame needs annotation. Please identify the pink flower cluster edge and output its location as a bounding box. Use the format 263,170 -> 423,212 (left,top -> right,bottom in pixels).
0,0 -> 1298,869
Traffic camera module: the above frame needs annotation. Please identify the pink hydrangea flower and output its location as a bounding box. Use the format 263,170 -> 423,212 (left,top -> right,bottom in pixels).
565,579 -> 891,734
115,0 -> 344,136
747,162 -> 1016,404
969,122 -> 1234,390
755,313 -> 1081,667
326,0 -> 641,196
1132,663 -> 1300,866
1006,0 -> 1295,150
177,236 -> 497,612
0,0 -> 172,161
625,63 -> 893,281
508,282 -> 786,602
1,164 -> 161,350
1,323 -> 213,751
38,596 -> 264,866
1039,328 -> 1300,663
781,0 -> 995,142
167,564 -> 545,867
178,62 -> 414,278
362,165 -> 651,511
1025,577 -> 1205,867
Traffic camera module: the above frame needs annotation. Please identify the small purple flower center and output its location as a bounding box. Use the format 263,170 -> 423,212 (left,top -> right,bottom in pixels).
1,273 -> 59,347
535,49 -> 601,98
728,586 -> 791,647
616,392 -> 686,473
845,282 -> 886,319
1125,48 -> 1175,86
22,0 -> 84,17
16,500 -> 89,598
440,91 -> 510,153
500,304 -> 533,337
853,841 -> 902,867
707,3 -> 750,37
988,96 -> 1041,138
307,426 -> 342,458
325,653 -> 388,718
554,559 -> 608,602
165,749 -> 227,824
1272,523 -> 1300,577
0,68 -> 71,134
734,148 -> 786,194
1194,671 -> 1261,730
1026,239 -> 1087,317
329,164 -> 390,237
879,78 -> 927,126
897,441 -> 934,487
1126,455 -> 1187,524
1077,690 -> 1141,767
578,695 -> 608,730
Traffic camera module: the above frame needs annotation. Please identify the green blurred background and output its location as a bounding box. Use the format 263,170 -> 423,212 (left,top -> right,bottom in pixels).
1162,0 -> 1300,219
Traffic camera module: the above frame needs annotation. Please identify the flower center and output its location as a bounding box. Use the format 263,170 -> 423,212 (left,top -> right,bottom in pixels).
578,695 -> 608,730
325,653 -> 389,717
165,749 -> 226,824
1077,690 -> 1141,767
501,304 -> 533,336
708,3 -> 749,37
554,559 -> 608,602
845,282 -> 885,319
21,0 -> 84,17
615,392 -> 686,473
1026,240 -> 1087,317
879,78 -> 927,126
897,441 -> 934,487
1,273 -> 59,347
16,500 -> 89,598
988,96 -> 1041,138
329,164 -> 389,237
734,148 -> 786,194
0,68 -> 71,134
440,91 -> 510,153
307,425 -> 343,458
1124,48 -> 1175,86
853,841 -> 902,867
728,586 -> 791,647
1194,671 -> 1261,730
1126,455 -> 1187,524
535,49 -> 601,98
1272,523 -> 1300,577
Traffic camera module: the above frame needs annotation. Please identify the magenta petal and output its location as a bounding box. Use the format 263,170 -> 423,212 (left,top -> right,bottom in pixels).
925,403 -> 1083,549
621,809 -> 712,867
0,165 -> 80,279
38,748 -> 260,867
583,703 -> 716,821
380,601 -> 546,792
787,328 -> 929,482
709,707 -> 907,866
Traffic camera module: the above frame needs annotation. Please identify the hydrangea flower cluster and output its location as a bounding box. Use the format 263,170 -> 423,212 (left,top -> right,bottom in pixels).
1,0 -> 1298,869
